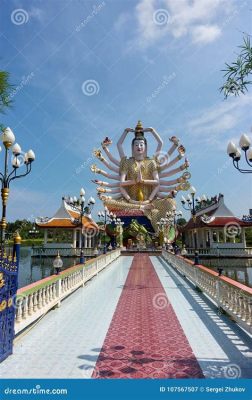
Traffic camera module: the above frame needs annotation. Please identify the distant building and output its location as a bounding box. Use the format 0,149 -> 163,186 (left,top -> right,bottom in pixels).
182,194 -> 252,250
35,197 -> 99,253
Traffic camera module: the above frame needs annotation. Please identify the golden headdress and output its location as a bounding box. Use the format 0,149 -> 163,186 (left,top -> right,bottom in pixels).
134,120 -> 144,139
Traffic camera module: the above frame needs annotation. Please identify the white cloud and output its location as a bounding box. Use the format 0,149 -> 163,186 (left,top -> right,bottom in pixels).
191,24 -> 221,44
186,94 -> 252,148
114,12 -> 131,31
129,0 -> 234,48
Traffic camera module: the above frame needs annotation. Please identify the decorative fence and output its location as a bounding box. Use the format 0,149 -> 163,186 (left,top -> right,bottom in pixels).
186,247 -> 252,257
0,236 -> 20,362
162,250 -> 252,334
15,249 -> 120,334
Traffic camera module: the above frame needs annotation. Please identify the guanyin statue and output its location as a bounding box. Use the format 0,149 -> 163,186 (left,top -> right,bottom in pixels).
91,121 -> 190,232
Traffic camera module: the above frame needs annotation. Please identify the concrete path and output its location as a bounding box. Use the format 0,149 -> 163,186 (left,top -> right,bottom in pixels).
0,254 -> 251,379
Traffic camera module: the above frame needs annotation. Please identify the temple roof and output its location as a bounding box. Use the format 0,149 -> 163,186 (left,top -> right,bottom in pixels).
182,194 -> 252,230
35,198 -> 99,231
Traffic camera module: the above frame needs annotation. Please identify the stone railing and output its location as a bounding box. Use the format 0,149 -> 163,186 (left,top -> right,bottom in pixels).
186,247 -> 252,257
162,250 -> 252,334
15,249 -> 120,334
31,246 -> 95,257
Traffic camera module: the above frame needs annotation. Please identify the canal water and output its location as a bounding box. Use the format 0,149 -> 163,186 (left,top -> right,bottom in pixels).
17,248 -> 252,289
17,247 -> 78,289
201,258 -> 252,288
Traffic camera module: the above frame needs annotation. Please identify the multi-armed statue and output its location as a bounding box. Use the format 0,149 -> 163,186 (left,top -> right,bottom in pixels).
91,121 -> 190,233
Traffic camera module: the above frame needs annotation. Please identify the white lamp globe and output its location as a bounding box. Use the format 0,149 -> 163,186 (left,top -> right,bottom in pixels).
2,127 -> 15,147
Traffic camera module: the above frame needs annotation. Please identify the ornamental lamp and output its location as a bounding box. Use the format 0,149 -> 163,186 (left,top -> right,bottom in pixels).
239,134 -> 251,151
227,141 -> 237,157
27,149 -> 35,162
12,158 -> 20,169
190,186 -> 196,195
53,252 -> 63,275
80,187 -> 85,196
2,127 -> 15,148
247,148 -> 252,162
12,143 -> 21,156
234,149 -> 241,161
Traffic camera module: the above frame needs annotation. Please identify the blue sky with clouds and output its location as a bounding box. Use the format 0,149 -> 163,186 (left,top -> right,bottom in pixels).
0,0 -> 251,222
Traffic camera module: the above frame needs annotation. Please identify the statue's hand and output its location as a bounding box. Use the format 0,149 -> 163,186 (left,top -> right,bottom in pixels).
143,127 -> 153,133
125,128 -> 134,133
137,168 -> 144,183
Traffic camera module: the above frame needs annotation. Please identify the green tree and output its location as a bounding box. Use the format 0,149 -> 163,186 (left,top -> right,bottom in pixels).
0,70 -> 14,130
220,35 -> 252,98
176,217 -> 187,226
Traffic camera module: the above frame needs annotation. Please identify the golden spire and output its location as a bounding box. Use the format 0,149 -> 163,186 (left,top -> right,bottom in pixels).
134,120 -> 144,139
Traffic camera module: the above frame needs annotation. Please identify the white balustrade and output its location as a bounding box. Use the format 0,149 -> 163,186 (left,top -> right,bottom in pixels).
15,249 -> 120,334
186,247 -> 252,257
162,250 -> 252,334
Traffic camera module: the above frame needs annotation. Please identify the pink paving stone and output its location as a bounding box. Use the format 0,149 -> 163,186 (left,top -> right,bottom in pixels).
92,254 -> 204,379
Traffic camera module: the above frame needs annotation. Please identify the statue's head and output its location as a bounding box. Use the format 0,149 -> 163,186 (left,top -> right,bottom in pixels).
131,120 -> 147,158
132,137 -> 147,158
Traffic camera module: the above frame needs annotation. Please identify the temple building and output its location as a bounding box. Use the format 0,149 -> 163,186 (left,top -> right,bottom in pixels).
35,197 -> 99,256
182,194 -> 252,256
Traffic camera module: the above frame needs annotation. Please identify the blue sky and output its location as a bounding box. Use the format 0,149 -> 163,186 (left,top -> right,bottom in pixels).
0,0 -> 251,222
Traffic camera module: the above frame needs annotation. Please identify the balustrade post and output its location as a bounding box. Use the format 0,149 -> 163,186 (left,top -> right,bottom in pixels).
216,280 -> 221,309
82,265 -> 86,287
55,277 -> 62,308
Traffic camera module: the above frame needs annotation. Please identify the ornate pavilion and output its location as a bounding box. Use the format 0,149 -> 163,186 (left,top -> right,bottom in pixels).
182,194 -> 252,253
35,197 -> 99,252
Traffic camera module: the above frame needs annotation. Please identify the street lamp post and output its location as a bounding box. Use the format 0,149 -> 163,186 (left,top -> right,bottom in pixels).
181,187 -> 207,264
98,207 -> 116,254
227,133 -> 252,173
157,217 -> 170,247
69,188 -> 95,264
0,127 -> 35,249
166,209 -> 183,246
115,218 -> 125,247
53,251 -> 63,275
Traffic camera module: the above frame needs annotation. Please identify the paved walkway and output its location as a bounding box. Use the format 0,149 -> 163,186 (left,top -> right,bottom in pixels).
0,254 -> 252,378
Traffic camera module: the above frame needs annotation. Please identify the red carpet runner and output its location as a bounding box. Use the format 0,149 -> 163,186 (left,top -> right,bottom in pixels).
92,254 -> 204,378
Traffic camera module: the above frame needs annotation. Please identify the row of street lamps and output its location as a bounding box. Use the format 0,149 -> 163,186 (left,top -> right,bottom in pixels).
68,188 -> 95,263
0,127 -> 35,248
98,207 -> 124,253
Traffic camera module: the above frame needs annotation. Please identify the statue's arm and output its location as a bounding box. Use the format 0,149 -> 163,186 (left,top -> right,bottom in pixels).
144,127 -> 163,153
91,166 -> 120,180
117,128 -> 134,159
159,160 -> 189,178
140,169 -> 159,185
158,185 -> 178,195
100,157 -> 119,173
92,179 -> 119,188
159,154 -> 183,172
159,175 -> 186,187
120,171 -> 136,187
102,145 -> 120,166
97,187 -> 120,194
